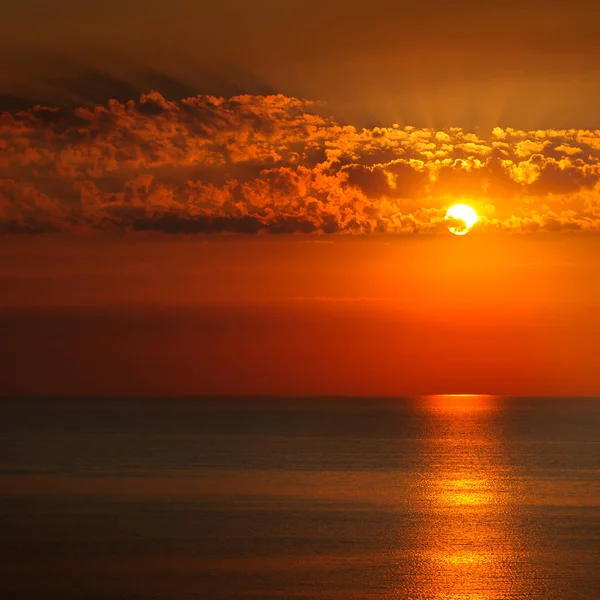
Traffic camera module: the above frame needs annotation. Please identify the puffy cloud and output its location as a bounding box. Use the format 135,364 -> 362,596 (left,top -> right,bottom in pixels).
1,93 -> 600,234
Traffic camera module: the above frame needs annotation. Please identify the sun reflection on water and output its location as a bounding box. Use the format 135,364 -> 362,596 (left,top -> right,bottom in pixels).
396,394 -> 537,600
438,551 -> 489,566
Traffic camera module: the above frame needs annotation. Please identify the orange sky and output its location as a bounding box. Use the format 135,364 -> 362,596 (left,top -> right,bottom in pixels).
2,1 -> 600,397
1,234 -> 598,396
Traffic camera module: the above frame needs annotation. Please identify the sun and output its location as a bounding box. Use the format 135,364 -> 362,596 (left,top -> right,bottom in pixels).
445,204 -> 478,236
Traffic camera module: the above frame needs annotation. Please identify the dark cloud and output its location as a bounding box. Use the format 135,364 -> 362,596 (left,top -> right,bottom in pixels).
343,165 -> 391,198
529,160 -> 599,195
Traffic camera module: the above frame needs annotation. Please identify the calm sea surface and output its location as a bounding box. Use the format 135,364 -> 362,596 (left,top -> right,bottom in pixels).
1,396 -> 599,599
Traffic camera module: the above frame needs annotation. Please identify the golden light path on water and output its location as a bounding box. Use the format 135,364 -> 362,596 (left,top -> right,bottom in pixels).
393,394 -> 542,600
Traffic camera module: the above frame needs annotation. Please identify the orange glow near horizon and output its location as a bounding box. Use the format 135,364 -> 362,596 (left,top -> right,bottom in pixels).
424,395 -> 498,413
1,235 -> 600,396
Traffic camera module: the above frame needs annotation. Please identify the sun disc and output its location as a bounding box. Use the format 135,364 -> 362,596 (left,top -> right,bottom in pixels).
445,204 -> 478,236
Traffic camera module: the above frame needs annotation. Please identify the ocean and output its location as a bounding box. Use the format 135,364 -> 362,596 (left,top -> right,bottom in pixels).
1,396 -> 599,599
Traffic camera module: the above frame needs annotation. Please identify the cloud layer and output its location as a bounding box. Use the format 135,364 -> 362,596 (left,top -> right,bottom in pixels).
2,92 -> 600,234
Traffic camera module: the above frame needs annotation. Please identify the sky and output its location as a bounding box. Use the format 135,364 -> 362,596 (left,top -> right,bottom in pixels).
1,0 -> 600,396
1,235 -> 599,396
1,1 -> 600,128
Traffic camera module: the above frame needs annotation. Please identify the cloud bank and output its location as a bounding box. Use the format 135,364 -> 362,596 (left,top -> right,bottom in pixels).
2,92 -> 600,234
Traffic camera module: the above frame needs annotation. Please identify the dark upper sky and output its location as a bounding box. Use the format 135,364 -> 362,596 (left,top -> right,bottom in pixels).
2,0 -> 600,128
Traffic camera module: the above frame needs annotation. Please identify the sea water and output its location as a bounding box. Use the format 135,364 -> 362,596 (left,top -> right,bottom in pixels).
1,396 -> 599,599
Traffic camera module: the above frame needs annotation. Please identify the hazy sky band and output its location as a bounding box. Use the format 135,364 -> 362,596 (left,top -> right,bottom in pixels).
2,0 -> 600,130
1,234 -> 598,396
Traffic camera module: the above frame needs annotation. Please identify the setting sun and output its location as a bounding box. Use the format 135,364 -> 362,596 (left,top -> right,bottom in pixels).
445,204 -> 478,236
